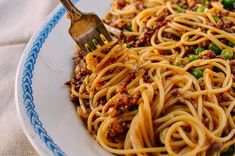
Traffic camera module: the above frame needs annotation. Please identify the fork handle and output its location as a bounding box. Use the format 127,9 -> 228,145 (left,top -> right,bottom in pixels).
60,0 -> 83,20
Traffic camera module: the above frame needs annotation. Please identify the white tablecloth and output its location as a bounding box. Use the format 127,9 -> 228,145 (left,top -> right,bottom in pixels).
0,0 -> 59,155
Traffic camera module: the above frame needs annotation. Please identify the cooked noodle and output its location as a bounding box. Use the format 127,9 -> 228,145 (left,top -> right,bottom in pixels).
67,0 -> 235,155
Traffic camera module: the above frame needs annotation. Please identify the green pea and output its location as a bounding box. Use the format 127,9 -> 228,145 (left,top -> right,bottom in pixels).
195,47 -> 205,55
213,16 -> 220,23
182,57 -> 190,65
221,48 -> 234,59
126,44 -> 131,48
197,5 -> 205,12
125,24 -> 132,32
176,9 -> 185,13
222,0 -> 235,8
201,0 -> 209,3
192,69 -> 203,79
173,59 -> 181,66
176,2 -> 184,7
209,43 -> 221,55
85,44 -> 92,51
92,39 -> 99,46
213,66 -> 220,72
189,55 -> 199,62
227,41 -> 234,47
221,145 -> 234,156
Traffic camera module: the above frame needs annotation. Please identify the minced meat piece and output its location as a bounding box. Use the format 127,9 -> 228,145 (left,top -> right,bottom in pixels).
74,60 -> 91,80
185,45 -> 196,53
230,60 -> 235,74
107,93 -> 140,117
207,142 -> 223,155
135,27 -> 155,46
198,40 -> 210,48
116,0 -> 128,9
162,32 -> 179,40
106,121 -> 129,142
70,94 -> 80,105
134,1 -> 146,11
199,50 -> 216,59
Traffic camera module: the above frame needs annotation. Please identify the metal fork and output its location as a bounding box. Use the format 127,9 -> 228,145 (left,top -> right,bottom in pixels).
60,0 -> 112,52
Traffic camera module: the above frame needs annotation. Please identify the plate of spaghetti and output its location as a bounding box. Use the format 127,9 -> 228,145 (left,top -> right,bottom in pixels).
16,0 -> 235,155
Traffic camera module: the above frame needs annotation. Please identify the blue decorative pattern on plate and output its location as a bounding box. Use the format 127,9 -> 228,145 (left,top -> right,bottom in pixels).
16,0 -> 112,155
21,0 -> 78,155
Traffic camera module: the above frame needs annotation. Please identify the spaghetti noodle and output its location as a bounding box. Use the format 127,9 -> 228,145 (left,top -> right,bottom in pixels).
67,0 -> 235,155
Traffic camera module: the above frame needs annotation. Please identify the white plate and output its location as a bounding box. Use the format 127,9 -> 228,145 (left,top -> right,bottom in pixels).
15,0 -> 113,155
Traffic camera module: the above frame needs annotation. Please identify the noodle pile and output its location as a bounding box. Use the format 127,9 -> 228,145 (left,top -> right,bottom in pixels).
67,0 -> 235,155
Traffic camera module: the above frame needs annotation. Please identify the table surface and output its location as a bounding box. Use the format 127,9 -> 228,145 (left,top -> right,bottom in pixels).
0,0 -> 58,155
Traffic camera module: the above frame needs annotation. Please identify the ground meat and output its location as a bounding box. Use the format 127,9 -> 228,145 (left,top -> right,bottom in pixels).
107,9 -> 170,47
135,27 -> 155,46
162,32 -> 179,40
223,28 -> 235,33
170,0 -> 187,5
107,94 -> 131,117
220,38 -> 228,44
70,57 -> 92,97
214,9 -> 229,18
108,21 -> 128,31
79,108 -> 91,123
73,49 -> 86,64
153,20 -> 170,30
107,93 -> 140,117
217,93 -> 229,103
199,82 -> 205,90
101,46 -> 112,54
134,19 -> 170,46
211,20 -> 224,29
106,121 -> 129,142
115,32 -> 138,44
120,94 -> 130,104
70,94 -> 80,105
205,1 -> 213,8
170,89 -> 181,97
207,142 -> 223,155
223,19 -> 234,30
185,45 -> 196,53
65,81 -> 72,87
65,81 -> 82,104
107,66 -> 123,75
68,80 -> 81,92
187,0 -> 199,9
116,0 -> 127,9
232,108 -> 235,114
104,19 -> 131,32
117,33 -> 126,43
156,8 -> 170,21
74,60 -> 91,80
199,50 -> 216,59
168,0 -> 199,9
134,1 -> 146,11
130,93 -> 141,105
210,17 -> 235,33
103,19 -> 112,25
80,112 -> 89,122
126,36 -> 138,47
230,60 -> 235,66
198,40 -> 210,48
143,74 -> 151,82
120,83 -> 128,94
230,60 -> 235,74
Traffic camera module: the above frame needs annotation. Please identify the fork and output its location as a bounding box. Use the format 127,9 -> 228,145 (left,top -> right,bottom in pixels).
60,0 -> 112,52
